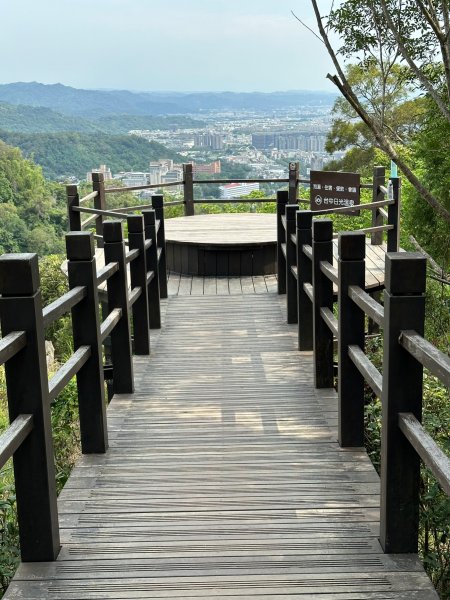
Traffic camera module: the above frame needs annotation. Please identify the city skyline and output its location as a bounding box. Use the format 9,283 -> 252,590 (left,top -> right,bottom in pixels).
0,1 -> 335,93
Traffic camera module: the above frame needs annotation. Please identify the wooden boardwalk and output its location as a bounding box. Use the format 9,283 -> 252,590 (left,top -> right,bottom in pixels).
5,293 -> 437,598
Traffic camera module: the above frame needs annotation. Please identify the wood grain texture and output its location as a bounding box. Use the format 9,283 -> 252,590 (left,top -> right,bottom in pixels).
4,294 -> 437,599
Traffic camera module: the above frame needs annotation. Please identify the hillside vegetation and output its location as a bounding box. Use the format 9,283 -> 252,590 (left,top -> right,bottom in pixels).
0,101 -> 205,134
0,131 -> 180,180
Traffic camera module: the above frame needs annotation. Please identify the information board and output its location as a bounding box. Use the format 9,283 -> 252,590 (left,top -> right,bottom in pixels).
310,171 -> 360,212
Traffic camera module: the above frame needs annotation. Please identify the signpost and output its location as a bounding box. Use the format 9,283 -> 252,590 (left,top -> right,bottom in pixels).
310,171 -> 360,213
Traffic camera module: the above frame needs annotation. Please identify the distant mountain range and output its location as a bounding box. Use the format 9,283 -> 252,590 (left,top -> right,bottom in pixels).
0,82 -> 337,118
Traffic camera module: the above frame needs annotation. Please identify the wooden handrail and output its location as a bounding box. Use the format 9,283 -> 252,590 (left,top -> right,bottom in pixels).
78,190 -> 98,205
399,413 -> 450,497
42,286 -> 86,329
0,415 -> 33,470
48,346 -> 91,403
0,331 -> 26,366
348,285 -> 384,326
399,330 -> 450,387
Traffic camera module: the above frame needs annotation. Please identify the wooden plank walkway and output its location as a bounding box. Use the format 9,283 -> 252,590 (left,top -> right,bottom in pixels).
5,293 -> 437,599
167,272 -> 278,296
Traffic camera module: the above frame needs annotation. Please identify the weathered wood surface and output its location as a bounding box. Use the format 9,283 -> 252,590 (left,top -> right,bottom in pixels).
5,293 -> 437,598
168,271 -> 278,296
165,214 -> 390,288
165,215 -> 277,276
165,214 -> 277,246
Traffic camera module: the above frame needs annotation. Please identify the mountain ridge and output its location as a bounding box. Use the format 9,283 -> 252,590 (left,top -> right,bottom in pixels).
0,82 -> 337,117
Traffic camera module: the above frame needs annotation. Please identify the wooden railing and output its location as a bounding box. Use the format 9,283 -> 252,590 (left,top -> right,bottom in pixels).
0,212 -> 163,562
68,163 -> 388,245
278,202 -> 450,555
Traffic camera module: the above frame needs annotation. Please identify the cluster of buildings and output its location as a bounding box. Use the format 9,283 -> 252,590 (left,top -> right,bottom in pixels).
87,160 -> 222,192
252,132 -> 327,153
86,161 -> 263,200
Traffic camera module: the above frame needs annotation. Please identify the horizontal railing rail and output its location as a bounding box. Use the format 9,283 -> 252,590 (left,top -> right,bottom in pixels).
78,190 -> 98,205
104,180 -> 183,194
0,331 -> 27,365
42,286 -> 86,329
0,415 -> 34,471
68,164 -> 389,236
48,345 -> 91,403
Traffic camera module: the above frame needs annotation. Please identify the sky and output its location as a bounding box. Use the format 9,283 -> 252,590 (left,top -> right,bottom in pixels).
0,0 -> 336,93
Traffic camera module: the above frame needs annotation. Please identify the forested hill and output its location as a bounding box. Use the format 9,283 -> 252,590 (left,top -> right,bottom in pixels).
0,82 -> 337,117
0,101 -> 205,134
0,131 -> 180,180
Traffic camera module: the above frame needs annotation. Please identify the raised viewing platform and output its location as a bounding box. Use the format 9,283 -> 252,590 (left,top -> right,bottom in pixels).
165,213 -> 277,277
165,213 -> 389,290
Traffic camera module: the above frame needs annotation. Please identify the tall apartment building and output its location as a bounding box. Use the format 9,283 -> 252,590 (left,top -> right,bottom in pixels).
194,133 -> 224,150
252,133 -> 326,153
219,182 -> 259,199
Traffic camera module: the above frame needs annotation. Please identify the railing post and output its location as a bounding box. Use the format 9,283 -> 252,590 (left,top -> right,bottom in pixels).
92,172 -> 106,248
127,215 -> 151,355
312,219 -> 334,388
183,163 -> 195,216
387,176 -> 401,252
152,195 -> 168,299
276,190 -> 289,294
288,161 -> 299,204
66,184 -> 81,232
103,221 -> 134,394
296,210 -> 313,351
0,253 -> 60,561
285,204 -> 299,324
142,209 -> 161,329
371,166 -> 385,245
380,252 -> 426,554
66,232 -> 108,453
338,232 -> 366,447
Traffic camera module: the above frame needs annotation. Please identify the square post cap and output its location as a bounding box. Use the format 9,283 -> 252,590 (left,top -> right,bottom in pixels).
385,252 -> 426,295
296,210 -> 312,229
127,214 -> 144,233
313,219 -> 333,242
66,232 -> 95,261
338,232 -> 366,261
152,195 -> 164,208
142,209 -> 156,226
103,221 -> 124,243
0,253 -> 40,296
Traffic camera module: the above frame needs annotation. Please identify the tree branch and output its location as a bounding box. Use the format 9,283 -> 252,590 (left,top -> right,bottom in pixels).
379,0 -> 450,121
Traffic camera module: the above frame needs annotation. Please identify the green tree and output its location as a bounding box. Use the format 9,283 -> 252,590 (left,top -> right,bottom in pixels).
305,0 -> 450,223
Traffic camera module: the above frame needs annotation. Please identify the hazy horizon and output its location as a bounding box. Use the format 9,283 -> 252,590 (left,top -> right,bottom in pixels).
0,81 -> 337,96
0,1 -> 335,93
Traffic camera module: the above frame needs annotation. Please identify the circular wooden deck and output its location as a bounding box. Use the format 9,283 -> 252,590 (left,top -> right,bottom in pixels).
165,214 -> 277,276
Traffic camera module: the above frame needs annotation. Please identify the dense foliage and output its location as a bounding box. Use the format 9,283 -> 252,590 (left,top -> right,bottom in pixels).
0,141 -> 66,255
0,131 -> 180,180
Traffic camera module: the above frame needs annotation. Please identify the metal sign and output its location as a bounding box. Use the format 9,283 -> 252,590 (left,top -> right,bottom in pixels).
310,171 -> 360,211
